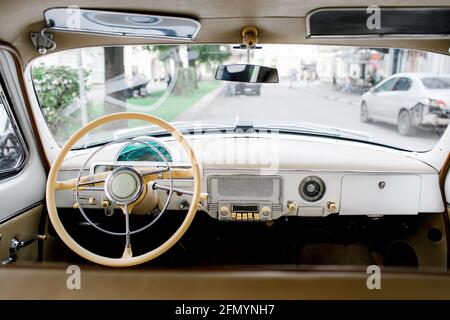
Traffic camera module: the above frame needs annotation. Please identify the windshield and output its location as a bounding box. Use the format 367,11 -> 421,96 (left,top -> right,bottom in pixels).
30,45 -> 450,151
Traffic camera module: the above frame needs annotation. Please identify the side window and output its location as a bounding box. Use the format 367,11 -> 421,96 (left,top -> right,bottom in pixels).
393,77 -> 412,91
0,91 -> 26,179
375,78 -> 398,92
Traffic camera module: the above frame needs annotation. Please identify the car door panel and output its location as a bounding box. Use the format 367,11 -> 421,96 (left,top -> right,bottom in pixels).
369,78 -> 398,121
0,50 -> 46,263
0,204 -> 43,262
390,77 -> 414,122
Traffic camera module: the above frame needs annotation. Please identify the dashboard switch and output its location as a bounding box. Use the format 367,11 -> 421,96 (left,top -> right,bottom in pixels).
327,201 -> 337,213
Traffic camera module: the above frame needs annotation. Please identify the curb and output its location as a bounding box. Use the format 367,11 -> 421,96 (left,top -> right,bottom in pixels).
310,90 -> 360,107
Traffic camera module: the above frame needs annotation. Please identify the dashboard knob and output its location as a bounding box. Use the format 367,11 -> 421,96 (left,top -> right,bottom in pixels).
101,200 -> 111,208
219,206 -> 230,217
327,201 -> 337,213
287,201 -> 298,214
261,206 -> 271,217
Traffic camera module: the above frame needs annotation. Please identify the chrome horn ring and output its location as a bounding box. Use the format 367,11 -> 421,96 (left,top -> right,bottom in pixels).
74,138 -> 174,237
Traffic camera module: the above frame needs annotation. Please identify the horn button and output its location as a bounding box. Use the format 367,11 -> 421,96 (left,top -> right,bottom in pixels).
105,167 -> 143,205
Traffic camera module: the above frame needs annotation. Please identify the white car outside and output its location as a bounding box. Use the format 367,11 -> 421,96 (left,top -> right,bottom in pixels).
361,73 -> 450,135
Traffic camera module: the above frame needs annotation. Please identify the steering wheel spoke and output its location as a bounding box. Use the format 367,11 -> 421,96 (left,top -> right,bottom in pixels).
55,171 -> 110,190
120,204 -> 133,259
141,167 -> 193,184
56,167 -> 194,190
153,182 -> 193,196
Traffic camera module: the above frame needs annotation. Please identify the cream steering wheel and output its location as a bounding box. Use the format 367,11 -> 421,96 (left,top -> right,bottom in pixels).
46,112 -> 202,267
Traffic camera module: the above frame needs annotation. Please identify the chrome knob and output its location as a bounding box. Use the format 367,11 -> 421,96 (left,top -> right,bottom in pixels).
261,206 -> 271,217
219,206 -> 230,217
287,201 -> 298,214
327,201 -> 337,213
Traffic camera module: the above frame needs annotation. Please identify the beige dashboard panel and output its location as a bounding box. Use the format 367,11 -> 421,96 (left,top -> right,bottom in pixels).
1,265 -> 450,299
340,175 -> 422,215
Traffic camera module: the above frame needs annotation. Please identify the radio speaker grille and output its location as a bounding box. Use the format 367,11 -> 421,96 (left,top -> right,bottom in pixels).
216,175 -> 274,198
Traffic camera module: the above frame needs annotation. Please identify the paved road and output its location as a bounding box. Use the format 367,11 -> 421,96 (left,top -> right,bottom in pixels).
177,81 -> 441,151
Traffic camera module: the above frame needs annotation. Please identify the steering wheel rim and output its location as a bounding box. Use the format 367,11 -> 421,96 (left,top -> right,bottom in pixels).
46,112 -> 202,267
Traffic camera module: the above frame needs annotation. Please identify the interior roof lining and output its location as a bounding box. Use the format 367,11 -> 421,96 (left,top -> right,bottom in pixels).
5,5 -> 450,65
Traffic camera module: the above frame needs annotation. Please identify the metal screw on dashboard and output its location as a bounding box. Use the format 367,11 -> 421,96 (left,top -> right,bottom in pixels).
378,181 -> 386,189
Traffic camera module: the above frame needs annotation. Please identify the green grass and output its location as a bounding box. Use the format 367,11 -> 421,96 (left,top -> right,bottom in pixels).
127,90 -> 165,107
57,80 -> 221,144
127,81 -> 220,121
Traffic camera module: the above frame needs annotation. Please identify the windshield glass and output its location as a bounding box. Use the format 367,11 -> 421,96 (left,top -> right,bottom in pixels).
30,45 -> 450,151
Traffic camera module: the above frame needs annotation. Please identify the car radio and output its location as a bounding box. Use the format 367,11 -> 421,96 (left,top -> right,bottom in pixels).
206,174 -> 283,221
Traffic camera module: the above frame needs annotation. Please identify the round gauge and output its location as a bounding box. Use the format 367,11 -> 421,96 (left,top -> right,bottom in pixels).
117,136 -> 173,162
299,176 -> 326,202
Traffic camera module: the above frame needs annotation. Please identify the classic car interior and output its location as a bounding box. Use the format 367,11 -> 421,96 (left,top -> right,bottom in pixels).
0,0 -> 450,300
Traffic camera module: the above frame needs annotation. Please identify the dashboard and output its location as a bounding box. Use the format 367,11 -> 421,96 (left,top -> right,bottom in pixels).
55,132 -> 445,220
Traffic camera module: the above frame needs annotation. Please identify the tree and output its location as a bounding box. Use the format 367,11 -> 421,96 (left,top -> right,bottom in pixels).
104,47 -> 125,128
145,45 -> 232,94
144,45 -> 192,96
32,64 -> 90,140
188,45 -> 231,87
192,45 -> 232,66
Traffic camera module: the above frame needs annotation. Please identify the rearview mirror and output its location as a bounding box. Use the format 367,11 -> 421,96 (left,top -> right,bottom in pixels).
215,64 -> 279,83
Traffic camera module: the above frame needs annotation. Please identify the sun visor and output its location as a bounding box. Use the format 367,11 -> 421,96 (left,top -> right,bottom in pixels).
306,7 -> 450,39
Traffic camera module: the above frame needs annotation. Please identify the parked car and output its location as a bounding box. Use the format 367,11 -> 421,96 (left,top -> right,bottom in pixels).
226,82 -> 261,96
361,73 -> 450,135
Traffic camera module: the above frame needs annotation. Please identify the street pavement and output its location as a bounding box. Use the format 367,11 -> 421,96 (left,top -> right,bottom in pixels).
176,80 -> 441,151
